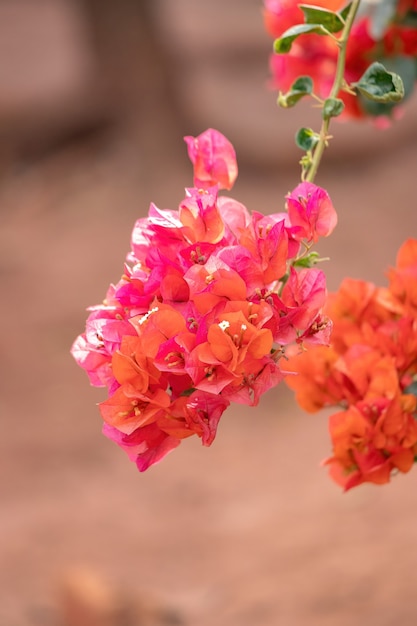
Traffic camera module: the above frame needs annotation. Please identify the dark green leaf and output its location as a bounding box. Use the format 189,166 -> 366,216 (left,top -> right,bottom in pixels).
353,62 -> 404,103
358,56 -> 415,117
278,76 -> 314,108
273,23 -> 330,54
295,127 -> 320,151
339,2 -> 353,21
299,4 -> 345,32
322,97 -> 345,118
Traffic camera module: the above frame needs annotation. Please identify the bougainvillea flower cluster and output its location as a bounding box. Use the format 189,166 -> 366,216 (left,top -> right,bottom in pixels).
72,128 -> 337,471
264,0 -> 417,122
286,238 -> 417,490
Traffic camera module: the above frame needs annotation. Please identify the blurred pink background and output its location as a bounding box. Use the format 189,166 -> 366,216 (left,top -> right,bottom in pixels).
2,1 -> 417,624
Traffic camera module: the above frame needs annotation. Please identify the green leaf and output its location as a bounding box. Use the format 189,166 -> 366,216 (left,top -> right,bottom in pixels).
352,62 -> 405,103
339,2 -> 353,21
322,97 -> 345,118
273,23 -> 330,54
299,4 -> 345,32
295,127 -> 320,151
293,252 -> 321,268
358,56 -> 415,117
278,76 -> 314,108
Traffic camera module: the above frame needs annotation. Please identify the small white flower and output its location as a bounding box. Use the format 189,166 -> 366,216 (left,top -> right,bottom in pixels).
218,320 -> 230,331
138,306 -> 159,325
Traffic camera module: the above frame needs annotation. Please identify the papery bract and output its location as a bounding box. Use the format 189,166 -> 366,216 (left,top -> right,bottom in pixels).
286,183 -> 337,243
285,345 -> 342,412
103,422 -> 181,472
162,391 -> 230,445
179,187 -> 225,244
99,384 -> 171,435
239,213 -> 289,285
71,333 -> 114,388
184,128 -> 238,190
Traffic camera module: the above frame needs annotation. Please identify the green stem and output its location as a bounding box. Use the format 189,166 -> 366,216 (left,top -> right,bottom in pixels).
305,0 -> 361,183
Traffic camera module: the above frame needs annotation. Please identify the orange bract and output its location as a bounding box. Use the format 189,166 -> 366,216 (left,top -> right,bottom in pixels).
290,239 -> 417,489
285,345 -> 341,412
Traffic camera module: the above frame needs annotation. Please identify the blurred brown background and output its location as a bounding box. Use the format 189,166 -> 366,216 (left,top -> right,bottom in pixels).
2,1 -> 417,625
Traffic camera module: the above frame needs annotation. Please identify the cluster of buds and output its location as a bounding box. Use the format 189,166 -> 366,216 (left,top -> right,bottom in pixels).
264,0 -> 417,123
72,129 -> 337,471
286,239 -> 417,490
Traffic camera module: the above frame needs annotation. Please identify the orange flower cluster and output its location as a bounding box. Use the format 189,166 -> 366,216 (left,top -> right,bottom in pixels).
286,239 -> 417,490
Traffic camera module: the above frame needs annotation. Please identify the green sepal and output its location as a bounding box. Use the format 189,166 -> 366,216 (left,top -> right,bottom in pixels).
352,62 -> 405,103
295,127 -> 320,151
299,4 -> 345,32
300,154 -> 313,177
322,97 -> 345,118
273,23 -> 330,54
278,76 -> 314,108
293,252 -> 321,268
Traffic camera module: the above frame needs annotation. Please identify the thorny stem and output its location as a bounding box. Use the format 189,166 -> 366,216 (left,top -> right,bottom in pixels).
305,0 -> 361,183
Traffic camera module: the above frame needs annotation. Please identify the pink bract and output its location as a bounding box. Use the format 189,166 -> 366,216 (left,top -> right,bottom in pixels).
286,182 -> 337,242
184,128 -> 238,191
